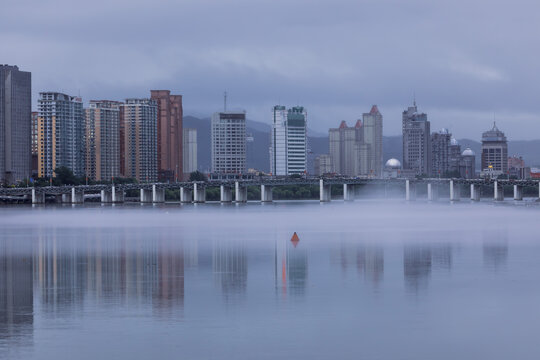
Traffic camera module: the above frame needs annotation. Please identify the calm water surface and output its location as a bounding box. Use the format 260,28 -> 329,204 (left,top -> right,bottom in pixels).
1,200 -> 540,360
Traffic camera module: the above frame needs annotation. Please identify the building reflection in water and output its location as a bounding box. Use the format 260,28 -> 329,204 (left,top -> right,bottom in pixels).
274,234 -> 308,297
483,230 -> 508,271
0,238 -> 34,354
33,227 -> 184,318
404,246 -> 432,293
213,241 -> 247,300
356,246 -> 384,287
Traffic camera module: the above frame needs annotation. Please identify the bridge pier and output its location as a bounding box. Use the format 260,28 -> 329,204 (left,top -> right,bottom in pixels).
494,181 -> 504,201
235,182 -> 247,203
112,186 -> 124,203
343,184 -> 355,201
193,183 -> 206,203
450,180 -> 460,201
152,185 -> 165,203
220,185 -> 232,203
32,188 -> 45,204
100,190 -> 112,203
470,184 -> 480,201
405,180 -> 416,201
427,183 -> 434,201
320,179 -> 331,202
140,188 -> 152,203
514,185 -> 523,201
261,185 -> 273,202
180,187 -> 193,203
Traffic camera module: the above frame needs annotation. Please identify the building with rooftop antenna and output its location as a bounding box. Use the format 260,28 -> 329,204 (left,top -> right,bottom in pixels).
402,101 -> 431,176
481,122 -> 507,177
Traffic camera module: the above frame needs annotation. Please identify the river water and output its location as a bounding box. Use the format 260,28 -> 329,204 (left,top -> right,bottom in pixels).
1,200 -> 540,359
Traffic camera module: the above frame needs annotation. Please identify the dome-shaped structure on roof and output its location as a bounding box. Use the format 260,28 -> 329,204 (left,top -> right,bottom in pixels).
385,158 -> 401,169
450,137 -> 458,146
462,148 -> 475,156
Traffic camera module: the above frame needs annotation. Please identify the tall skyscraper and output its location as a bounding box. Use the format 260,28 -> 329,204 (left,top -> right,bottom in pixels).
481,122 -> 508,177
402,102 -> 431,176
448,137 -> 461,175
329,120 -> 365,176
362,105 -> 383,177
0,65 -> 31,184
211,111 -> 246,174
31,112 -> 38,176
269,106 -> 308,175
150,90 -> 183,181
85,100 -> 121,181
120,99 -> 158,182
431,128 -> 451,177
38,92 -> 84,178
182,128 -> 197,174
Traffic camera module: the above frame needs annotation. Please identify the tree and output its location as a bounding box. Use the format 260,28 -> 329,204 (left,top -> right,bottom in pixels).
54,166 -> 81,185
189,171 -> 207,182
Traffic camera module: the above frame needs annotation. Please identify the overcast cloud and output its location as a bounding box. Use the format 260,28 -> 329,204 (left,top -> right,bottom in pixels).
2,0 -> 540,139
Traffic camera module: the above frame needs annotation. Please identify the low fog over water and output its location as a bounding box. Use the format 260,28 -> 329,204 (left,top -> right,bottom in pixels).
1,201 -> 540,359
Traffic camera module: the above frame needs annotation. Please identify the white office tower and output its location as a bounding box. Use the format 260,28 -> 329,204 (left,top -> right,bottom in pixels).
269,106 -> 308,175
211,111 -> 246,174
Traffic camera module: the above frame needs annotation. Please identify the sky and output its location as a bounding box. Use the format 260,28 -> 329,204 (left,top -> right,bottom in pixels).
2,0 -> 540,139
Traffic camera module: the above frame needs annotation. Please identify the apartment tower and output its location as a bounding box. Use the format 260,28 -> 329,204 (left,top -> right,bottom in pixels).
150,90 -> 183,181
0,65 -> 31,184
38,92 -> 85,178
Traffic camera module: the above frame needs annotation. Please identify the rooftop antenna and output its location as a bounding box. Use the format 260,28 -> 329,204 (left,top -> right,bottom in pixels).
224,91 -> 227,112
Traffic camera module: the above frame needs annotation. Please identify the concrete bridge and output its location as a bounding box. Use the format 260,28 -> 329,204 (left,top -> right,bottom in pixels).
1,177 -> 539,204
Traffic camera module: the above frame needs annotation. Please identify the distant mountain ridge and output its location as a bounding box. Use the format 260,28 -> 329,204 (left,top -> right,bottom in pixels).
184,116 -> 540,172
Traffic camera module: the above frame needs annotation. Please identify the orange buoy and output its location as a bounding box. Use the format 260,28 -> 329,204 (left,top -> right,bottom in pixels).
291,232 -> 300,247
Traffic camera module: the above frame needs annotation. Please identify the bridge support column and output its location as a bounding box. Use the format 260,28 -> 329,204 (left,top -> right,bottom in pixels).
152,185 -> 165,203
32,189 -> 45,204
405,180 -> 415,201
320,179 -> 331,202
261,185 -> 273,202
343,184 -> 354,201
514,185 -> 523,200
235,182 -> 247,203
220,185 -> 232,203
140,188 -> 152,203
470,184 -> 480,201
193,183 -> 206,203
180,187 -> 193,203
450,180 -> 460,201
112,186 -> 124,203
494,181 -> 503,201
67,188 -> 84,204
61,193 -> 72,203
101,190 -> 112,203
427,183 -> 434,201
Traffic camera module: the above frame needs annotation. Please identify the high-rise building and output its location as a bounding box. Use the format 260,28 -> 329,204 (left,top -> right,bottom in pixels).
182,128 -> 197,175
314,154 -> 332,176
362,105 -> 383,177
329,120 -> 365,176
269,105 -> 308,175
150,90 -> 183,181
120,99 -> 158,182
402,102 -> 431,176
211,111 -> 246,174
85,100 -> 121,181
431,128 -> 451,177
481,122 -> 508,177
0,65 -> 31,184
31,112 -> 38,177
448,138 -> 461,175
38,92 -> 84,178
